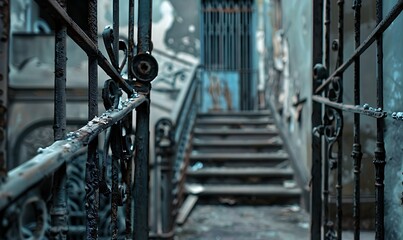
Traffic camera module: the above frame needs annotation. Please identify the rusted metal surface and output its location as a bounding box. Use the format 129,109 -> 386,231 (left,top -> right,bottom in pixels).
0,0 -> 9,184
374,1 -> 386,239
315,0 -> 403,94
310,1 -> 324,238
0,94 -> 146,211
36,0 -> 135,95
310,0 -> 403,239
313,97 -> 387,119
50,0 -> 68,238
352,1 -> 363,239
85,0 -> 99,238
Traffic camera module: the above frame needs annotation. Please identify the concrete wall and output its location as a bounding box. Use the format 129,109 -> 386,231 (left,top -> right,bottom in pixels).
265,0 -> 312,192
383,1 -> 403,238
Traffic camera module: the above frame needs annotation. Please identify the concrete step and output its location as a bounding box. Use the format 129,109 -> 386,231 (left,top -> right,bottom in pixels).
193,128 -> 278,136
195,118 -> 274,127
192,139 -> 284,152
185,184 -> 301,197
197,111 -> 272,118
187,167 -> 294,178
190,152 -> 288,162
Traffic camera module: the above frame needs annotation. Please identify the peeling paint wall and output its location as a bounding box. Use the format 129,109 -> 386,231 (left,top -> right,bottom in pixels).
383,1 -> 403,238
265,0 -> 312,191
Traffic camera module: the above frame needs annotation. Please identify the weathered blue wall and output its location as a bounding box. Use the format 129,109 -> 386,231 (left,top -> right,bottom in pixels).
383,1 -> 403,238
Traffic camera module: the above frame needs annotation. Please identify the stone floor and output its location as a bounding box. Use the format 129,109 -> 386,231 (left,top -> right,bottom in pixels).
175,204 -> 375,240
175,204 -> 310,240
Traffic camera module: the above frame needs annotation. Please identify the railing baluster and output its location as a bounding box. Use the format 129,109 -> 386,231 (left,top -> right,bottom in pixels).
310,1 -> 323,239
125,1 -> 135,237
133,0 -> 153,239
323,0 -> 331,238
50,0 -> 68,239
0,0 -> 9,184
111,125 -> 121,239
336,1 -> 344,239
86,0 -> 100,238
111,1 -> 120,238
375,0 -> 386,239
352,1 -> 363,240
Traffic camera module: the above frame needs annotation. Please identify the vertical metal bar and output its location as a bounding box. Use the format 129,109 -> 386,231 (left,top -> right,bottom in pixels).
133,1 -> 153,238
50,0 -> 68,238
113,0 -> 119,66
125,1 -> 135,237
111,2 -> 120,238
310,1 -> 323,239
323,0 -> 331,238
0,0 -> 9,184
352,1 -> 363,239
133,101 -> 150,240
374,0 -> 386,239
336,1 -> 344,239
86,0 -> 99,238
111,126 -> 120,240
137,0 -> 153,54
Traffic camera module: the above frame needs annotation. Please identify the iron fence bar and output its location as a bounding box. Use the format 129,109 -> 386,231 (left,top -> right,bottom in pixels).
86,0 -> 99,238
312,96 -> 387,118
113,0 -> 119,66
323,0 -> 331,238
133,0 -> 153,238
125,1 -> 135,238
336,2 -> 344,238
0,95 -> 146,211
0,0 -> 9,184
37,0 -> 134,95
137,0 -> 153,54
50,0 -> 68,238
310,1 -> 324,239
111,124 -> 121,240
352,1 -> 363,239
133,101 -> 151,240
128,0 -> 135,81
375,1 -> 386,239
315,0 -> 403,94
110,1 -> 120,238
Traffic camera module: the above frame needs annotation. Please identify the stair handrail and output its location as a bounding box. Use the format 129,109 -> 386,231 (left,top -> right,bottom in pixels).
152,63 -> 201,239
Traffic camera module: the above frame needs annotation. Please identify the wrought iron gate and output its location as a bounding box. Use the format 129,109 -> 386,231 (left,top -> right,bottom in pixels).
311,0 -> 403,240
0,0 -> 158,239
201,0 -> 257,110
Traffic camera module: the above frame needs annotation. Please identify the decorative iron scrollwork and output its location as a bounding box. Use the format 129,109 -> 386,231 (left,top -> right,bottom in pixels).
323,108 -> 343,170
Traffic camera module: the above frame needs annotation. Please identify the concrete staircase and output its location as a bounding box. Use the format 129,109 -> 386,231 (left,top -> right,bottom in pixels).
184,111 -> 301,204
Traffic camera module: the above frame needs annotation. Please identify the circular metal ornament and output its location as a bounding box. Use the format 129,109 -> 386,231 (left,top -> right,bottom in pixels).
131,53 -> 159,82
18,196 -> 47,240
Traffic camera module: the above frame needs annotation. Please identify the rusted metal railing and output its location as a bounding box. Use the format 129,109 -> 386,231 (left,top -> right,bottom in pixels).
0,0 -> 158,239
152,65 -> 200,239
311,1 -> 403,240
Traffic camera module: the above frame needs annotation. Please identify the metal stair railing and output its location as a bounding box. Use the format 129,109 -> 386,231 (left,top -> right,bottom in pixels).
0,0 -> 158,239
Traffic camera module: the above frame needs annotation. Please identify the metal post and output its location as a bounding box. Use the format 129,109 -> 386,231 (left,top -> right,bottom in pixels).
352,1 -> 363,239
125,1 -> 135,237
86,0 -> 99,238
50,0 -> 68,238
374,0 -> 386,239
0,0 -> 9,184
310,1 -> 323,239
323,1 -> 330,237
336,1 -> 344,239
133,1 -> 153,237
133,101 -> 150,240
